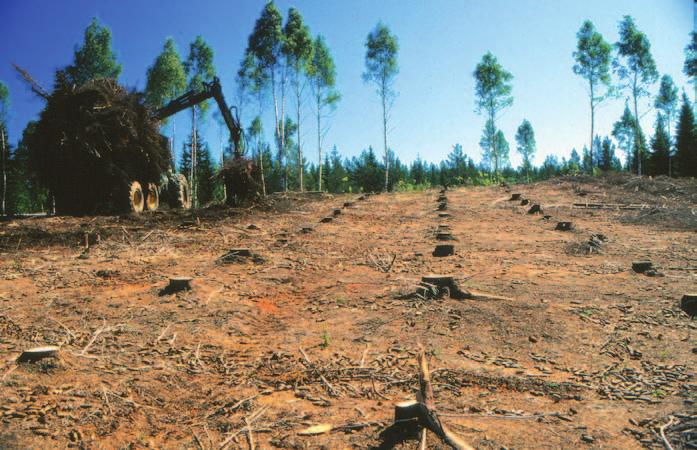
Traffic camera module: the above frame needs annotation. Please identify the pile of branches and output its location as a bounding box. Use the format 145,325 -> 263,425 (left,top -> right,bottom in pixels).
221,156 -> 259,206
29,78 -> 171,215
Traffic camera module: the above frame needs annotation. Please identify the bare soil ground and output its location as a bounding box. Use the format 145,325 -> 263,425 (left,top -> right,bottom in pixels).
0,175 -> 695,449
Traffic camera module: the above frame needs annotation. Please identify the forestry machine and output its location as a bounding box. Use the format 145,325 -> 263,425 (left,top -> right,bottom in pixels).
129,76 -> 245,213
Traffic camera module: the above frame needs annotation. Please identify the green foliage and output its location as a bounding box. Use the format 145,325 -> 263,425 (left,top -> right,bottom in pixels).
674,93 -> 697,177
654,75 -> 678,127
363,23 -> 399,91
684,31 -> 697,80
612,103 -> 636,164
474,52 -> 513,118
145,38 -> 187,112
184,36 -> 216,118
247,2 -> 284,71
615,16 -> 658,87
648,114 -> 670,176
59,17 -> 121,87
573,20 -> 612,95
283,8 -> 313,72
515,119 -> 536,179
180,130 -> 218,206
0,81 -> 8,125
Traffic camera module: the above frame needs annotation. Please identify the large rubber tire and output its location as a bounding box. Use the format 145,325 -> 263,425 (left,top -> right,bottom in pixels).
145,183 -> 159,211
128,181 -> 145,213
176,174 -> 191,210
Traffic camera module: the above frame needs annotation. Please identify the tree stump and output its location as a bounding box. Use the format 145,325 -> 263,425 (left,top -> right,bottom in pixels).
219,248 -> 257,264
509,193 -> 521,201
358,195 -> 366,201
419,275 -> 470,299
438,212 -> 450,218
16,346 -> 60,364
680,294 -> 697,319
320,217 -> 333,223
332,208 -> 342,216
436,232 -> 456,241
437,224 -> 451,231
521,199 -> 529,206
437,202 -> 448,211
343,202 -> 353,208
632,261 -> 653,273
528,204 -> 542,214
159,277 -> 192,295
437,195 -> 447,202
555,221 -> 574,231
301,226 -> 313,234
432,244 -> 454,257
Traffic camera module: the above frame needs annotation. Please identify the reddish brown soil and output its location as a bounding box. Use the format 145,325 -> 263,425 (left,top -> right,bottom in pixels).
0,177 -> 695,449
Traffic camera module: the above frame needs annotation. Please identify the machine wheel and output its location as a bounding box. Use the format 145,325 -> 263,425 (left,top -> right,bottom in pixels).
128,181 -> 145,213
145,183 -> 159,211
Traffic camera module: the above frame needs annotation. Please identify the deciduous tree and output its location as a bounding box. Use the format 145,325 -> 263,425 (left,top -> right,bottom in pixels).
145,38 -> 187,165
59,18 -> 121,87
474,52 -> 513,180
363,23 -> 399,192
573,20 -> 612,172
183,36 -> 215,207
614,16 -> 658,175
308,35 -> 340,191
283,8 -> 313,191
515,119 -> 536,181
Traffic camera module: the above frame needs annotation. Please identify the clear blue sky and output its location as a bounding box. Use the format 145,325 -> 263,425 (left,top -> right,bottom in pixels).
0,0 -> 692,168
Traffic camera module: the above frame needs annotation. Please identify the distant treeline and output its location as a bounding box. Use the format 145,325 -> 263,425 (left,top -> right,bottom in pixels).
1,5 -> 696,215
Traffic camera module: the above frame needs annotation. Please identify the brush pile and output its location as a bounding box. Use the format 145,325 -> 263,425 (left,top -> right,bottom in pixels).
221,156 -> 259,206
29,78 -> 171,215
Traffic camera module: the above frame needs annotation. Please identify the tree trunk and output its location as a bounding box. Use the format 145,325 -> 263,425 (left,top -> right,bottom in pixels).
295,76 -> 303,192
280,66 -> 288,191
589,80 -> 595,174
1,129 -> 5,216
257,96 -> 267,197
191,106 -> 197,208
632,75 -> 641,176
317,91 -> 323,192
382,79 -> 389,192
271,68 -> 281,193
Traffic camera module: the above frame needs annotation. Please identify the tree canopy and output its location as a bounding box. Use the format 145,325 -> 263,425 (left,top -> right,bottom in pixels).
60,17 -> 121,86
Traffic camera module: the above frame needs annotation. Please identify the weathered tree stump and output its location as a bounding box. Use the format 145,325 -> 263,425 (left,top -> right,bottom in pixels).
555,221 -> 574,231
437,195 -> 447,202
358,195 -> 366,201
681,294 -> 697,319
332,208 -> 342,216
247,224 -> 260,230
301,226 -> 313,234
159,277 -> 192,295
320,217 -> 333,223
509,193 -> 521,201
16,346 -> 60,364
438,212 -> 450,218
432,244 -> 454,257
632,261 -> 653,273
436,232 -> 456,241
521,199 -> 529,205
219,248 -> 259,264
343,202 -> 353,208
437,202 -> 448,211
437,224 -> 451,231
528,204 -> 542,214
418,275 -> 470,299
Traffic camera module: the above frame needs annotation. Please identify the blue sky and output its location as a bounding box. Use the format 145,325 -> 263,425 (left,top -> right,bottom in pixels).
0,0 -> 693,168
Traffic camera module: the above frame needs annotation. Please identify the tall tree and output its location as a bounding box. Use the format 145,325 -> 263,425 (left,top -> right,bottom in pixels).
649,114 -> 670,176
247,116 -> 267,195
183,36 -> 215,207
363,22 -> 399,192
59,17 -> 121,86
674,93 -> 697,177
0,81 -> 8,216
599,136 -> 619,171
612,103 -> 637,170
145,38 -> 187,165
473,52 -> 513,180
515,119 -> 536,181
614,15 -> 658,176
307,35 -> 340,191
654,75 -> 678,175
573,20 -> 613,172
684,32 -> 697,106
283,8 -> 313,191
245,2 -> 286,190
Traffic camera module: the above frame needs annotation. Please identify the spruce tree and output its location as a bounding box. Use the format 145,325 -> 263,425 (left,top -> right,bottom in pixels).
59,18 -> 122,86
649,114 -> 670,176
674,93 -> 697,177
